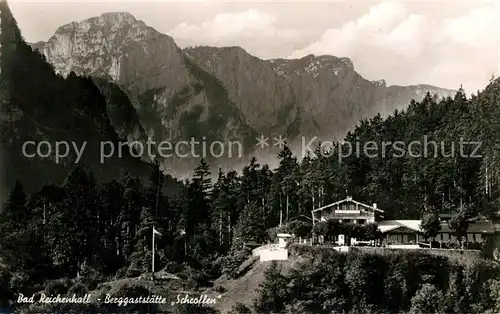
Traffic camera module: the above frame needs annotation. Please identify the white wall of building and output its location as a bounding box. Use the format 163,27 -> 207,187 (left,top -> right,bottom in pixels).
259,248 -> 288,261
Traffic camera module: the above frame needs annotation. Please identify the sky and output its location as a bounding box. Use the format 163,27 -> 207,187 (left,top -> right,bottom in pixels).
8,0 -> 500,93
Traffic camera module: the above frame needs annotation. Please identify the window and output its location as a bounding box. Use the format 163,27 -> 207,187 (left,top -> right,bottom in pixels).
408,233 -> 416,243
357,219 -> 365,224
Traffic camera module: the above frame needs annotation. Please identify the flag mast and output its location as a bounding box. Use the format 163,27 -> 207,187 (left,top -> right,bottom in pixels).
152,227 -> 161,280
152,227 -> 155,280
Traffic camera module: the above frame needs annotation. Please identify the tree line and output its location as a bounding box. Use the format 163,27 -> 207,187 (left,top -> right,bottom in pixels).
1,80 -> 500,289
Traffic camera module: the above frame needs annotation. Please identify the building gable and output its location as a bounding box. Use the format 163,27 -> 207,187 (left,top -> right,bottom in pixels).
312,197 -> 383,225
312,196 -> 383,214
386,226 -> 420,234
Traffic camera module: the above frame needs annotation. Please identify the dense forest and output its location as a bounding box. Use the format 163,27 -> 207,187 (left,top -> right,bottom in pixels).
1,1 -> 500,313
1,81 -> 500,311
253,246 -> 500,314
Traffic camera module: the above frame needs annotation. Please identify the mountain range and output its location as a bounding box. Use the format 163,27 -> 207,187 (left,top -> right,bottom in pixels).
30,12 -> 456,175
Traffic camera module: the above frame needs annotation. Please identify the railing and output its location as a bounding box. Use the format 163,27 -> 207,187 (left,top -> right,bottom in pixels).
353,246 -> 483,259
417,241 -> 431,248
290,238 -> 312,245
320,212 -> 374,220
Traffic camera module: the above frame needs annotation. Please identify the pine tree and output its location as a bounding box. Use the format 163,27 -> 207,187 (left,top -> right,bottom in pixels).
232,202 -> 267,250
420,213 -> 441,246
0,180 -> 27,233
64,167 -> 100,274
0,181 -> 46,281
147,161 -> 164,222
121,172 -> 143,260
212,169 -> 230,249
193,158 -> 211,196
274,145 -> 298,224
255,261 -> 287,313
130,207 -> 155,273
183,161 -> 215,259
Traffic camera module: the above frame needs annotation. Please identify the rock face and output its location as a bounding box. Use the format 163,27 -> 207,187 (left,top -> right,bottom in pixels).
32,12 -> 188,93
184,46 -> 297,134
31,12 -> 456,171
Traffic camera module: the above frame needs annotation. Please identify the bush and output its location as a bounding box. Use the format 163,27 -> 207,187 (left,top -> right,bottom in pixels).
112,282 -> 151,298
214,285 -> 226,293
486,279 -> 500,313
44,278 -> 72,295
254,262 -> 288,313
287,220 -> 312,238
125,266 -> 141,278
74,263 -> 104,290
176,265 -> 210,289
228,302 -> 252,314
493,248 -> 500,261
96,282 -> 112,291
67,282 -> 88,296
163,261 -> 188,274
189,268 -> 212,287
222,249 -> 250,279
409,284 -> 444,314
202,254 -> 223,280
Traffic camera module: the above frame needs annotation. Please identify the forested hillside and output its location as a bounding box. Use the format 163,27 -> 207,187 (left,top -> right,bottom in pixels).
0,2 -> 174,205
1,79 -> 500,311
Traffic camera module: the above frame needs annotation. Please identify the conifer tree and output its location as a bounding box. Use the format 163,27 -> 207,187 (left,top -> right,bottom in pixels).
130,207 -> 155,273
232,202 -> 267,250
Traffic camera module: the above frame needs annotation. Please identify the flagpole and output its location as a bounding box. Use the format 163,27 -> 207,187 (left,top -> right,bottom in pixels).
152,227 -> 155,280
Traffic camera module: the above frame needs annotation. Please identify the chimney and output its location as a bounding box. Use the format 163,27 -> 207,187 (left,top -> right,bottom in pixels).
373,203 -> 377,209
347,196 -> 352,201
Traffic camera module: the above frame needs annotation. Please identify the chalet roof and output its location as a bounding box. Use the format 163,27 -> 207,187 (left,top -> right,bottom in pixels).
377,219 -> 497,234
378,220 -> 421,233
440,221 -> 496,233
311,196 -> 383,213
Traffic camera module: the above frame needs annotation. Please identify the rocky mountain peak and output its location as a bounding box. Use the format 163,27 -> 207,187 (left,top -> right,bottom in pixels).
98,12 -> 137,23
32,11 -> 186,92
315,55 -> 354,70
267,54 -> 356,81
372,79 -> 387,87
51,12 -> 143,39
184,45 -> 259,65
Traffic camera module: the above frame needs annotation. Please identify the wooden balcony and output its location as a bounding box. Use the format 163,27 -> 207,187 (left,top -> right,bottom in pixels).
320,211 -> 375,221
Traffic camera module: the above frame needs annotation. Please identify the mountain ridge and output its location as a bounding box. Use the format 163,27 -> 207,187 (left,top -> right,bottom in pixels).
29,12 -> 457,173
